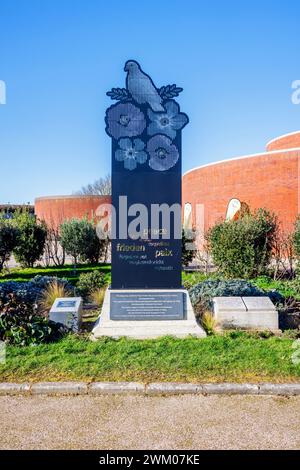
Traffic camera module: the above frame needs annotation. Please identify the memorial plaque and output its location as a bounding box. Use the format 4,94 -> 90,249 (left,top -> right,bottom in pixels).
212,296 -> 278,331
57,300 -> 77,308
242,296 -> 275,311
49,297 -> 83,332
105,60 -> 189,290
110,292 -> 185,321
213,297 -> 246,313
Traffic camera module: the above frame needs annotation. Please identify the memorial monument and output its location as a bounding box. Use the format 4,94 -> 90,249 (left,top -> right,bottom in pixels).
92,60 -> 206,339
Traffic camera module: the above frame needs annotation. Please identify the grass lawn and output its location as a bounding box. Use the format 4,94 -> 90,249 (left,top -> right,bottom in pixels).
0,263 -> 112,285
1,266 -> 300,384
1,333 -> 300,383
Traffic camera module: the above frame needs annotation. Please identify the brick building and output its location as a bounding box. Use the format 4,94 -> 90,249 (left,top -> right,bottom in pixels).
182,130 -> 300,236
35,130 -> 300,236
34,195 -> 111,230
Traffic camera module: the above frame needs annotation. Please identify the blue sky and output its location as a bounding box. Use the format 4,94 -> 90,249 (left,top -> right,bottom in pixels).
0,0 -> 299,204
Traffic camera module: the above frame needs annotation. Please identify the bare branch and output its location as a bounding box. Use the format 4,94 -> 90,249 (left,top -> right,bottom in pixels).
75,174 -> 111,196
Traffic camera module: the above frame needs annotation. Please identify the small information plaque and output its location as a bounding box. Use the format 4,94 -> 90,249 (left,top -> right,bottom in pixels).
57,300 -> 77,308
49,297 -> 83,332
110,292 -> 185,321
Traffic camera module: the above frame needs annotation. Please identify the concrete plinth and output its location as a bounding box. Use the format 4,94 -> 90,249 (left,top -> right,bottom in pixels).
49,297 -> 83,332
91,288 -> 206,340
213,296 -> 279,331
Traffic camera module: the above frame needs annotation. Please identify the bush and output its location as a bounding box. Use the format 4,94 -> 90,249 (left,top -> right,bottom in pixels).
90,287 -> 106,307
31,275 -> 73,291
201,311 -> 217,335
39,280 -> 73,312
183,272 -> 210,290
252,275 -> 300,300
0,218 -> 19,271
60,218 -> 104,264
0,293 -> 67,346
189,279 -> 283,311
281,329 -> 300,340
289,277 -> 300,297
77,271 -> 106,299
206,209 -> 278,278
0,275 -> 74,304
13,211 -> 47,268
0,281 -> 41,304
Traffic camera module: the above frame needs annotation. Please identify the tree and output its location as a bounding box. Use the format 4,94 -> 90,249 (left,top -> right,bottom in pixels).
60,218 -> 104,265
76,174 -> 111,196
13,211 -> 47,268
206,208 -> 278,278
0,218 -> 19,271
43,215 -> 65,267
293,216 -> 300,262
273,230 -> 295,279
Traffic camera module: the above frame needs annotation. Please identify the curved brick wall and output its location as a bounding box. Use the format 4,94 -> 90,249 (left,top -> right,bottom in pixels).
183,144 -> 300,237
35,195 -> 111,229
35,132 -> 300,237
266,131 -> 300,152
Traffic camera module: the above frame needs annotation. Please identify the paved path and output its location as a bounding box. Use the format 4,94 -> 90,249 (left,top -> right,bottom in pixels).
1,395 -> 300,450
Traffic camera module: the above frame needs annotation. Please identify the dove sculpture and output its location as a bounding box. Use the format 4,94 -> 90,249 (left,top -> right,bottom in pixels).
124,60 -> 165,112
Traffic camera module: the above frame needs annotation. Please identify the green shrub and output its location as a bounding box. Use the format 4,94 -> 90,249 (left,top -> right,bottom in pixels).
77,271 -> 106,299
13,211 -> 47,268
39,280 -> 73,312
0,218 -> 19,271
0,293 -> 67,346
60,218 -> 104,264
252,275 -> 300,300
31,275 -> 74,292
189,279 -> 283,311
0,275 -> 74,305
206,209 -> 278,278
289,277 -> 300,297
90,287 -> 106,307
183,272 -> 210,290
281,329 -> 300,340
201,311 -> 217,335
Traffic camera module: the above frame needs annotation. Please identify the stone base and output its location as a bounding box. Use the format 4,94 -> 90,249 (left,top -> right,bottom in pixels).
91,288 -> 206,340
49,297 -> 83,332
212,296 -> 279,332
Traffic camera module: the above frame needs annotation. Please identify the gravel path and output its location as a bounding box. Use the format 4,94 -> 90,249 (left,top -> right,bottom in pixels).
1,395 -> 300,450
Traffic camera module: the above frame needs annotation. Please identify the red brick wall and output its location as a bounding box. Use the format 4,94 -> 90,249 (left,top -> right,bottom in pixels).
35,133 -> 300,238
266,132 -> 300,151
183,150 -> 300,237
35,195 -> 112,229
